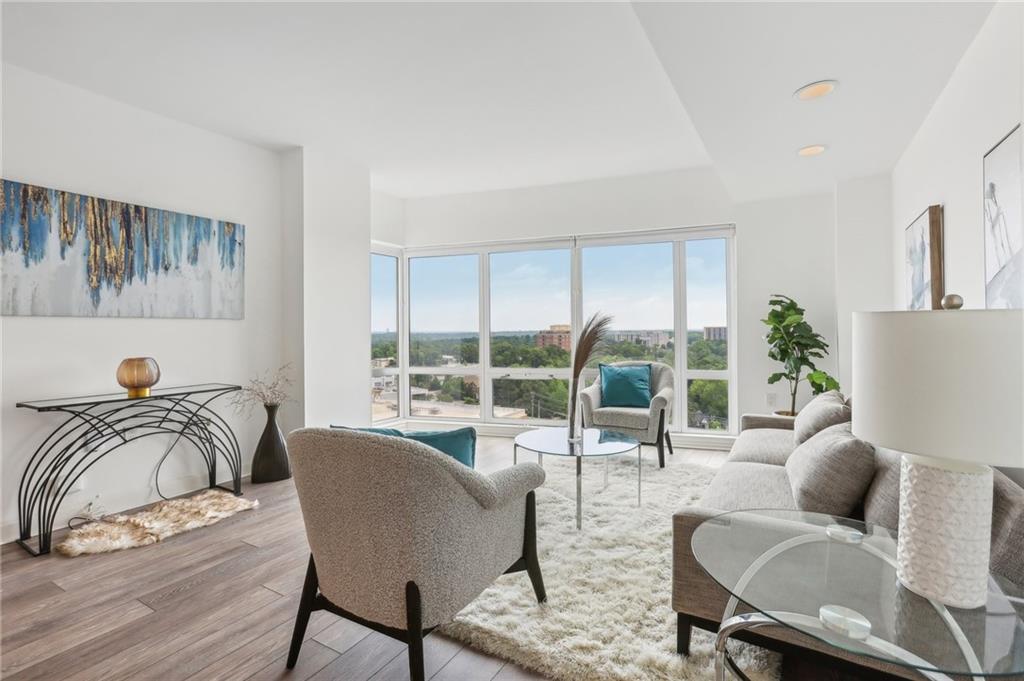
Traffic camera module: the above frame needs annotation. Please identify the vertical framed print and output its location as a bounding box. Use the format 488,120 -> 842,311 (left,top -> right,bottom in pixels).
983,124 -> 1022,309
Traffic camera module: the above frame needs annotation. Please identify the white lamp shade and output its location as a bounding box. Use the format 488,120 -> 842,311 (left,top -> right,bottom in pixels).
852,310 -> 1024,468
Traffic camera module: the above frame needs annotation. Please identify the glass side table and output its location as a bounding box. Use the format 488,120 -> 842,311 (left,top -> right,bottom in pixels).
513,427 -> 641,530
691,509 -> 1024,680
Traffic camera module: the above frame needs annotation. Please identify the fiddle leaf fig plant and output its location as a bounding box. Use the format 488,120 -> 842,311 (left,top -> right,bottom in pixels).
763,295 -> 839,415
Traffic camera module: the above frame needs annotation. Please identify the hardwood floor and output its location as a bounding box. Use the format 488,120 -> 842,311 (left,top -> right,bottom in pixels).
0,435 -> 725,681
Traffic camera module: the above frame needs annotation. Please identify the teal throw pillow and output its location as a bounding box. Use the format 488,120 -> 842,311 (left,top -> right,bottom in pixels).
350,426 -> 477,468
402,428 -> 476,468
599,363 -> 652,408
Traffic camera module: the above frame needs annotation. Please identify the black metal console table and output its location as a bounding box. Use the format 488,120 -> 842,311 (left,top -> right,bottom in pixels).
16,383 -> 243,556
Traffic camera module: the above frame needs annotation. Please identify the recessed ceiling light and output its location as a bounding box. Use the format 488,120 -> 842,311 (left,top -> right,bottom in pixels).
798,145 -> 827,157
794,80 -> 838,101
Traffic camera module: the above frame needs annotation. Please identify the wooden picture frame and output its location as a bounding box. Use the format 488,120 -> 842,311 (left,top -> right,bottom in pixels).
904,205 -> 944,310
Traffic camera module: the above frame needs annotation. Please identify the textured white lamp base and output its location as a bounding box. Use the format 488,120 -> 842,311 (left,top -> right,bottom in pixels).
897,454 -> 993,609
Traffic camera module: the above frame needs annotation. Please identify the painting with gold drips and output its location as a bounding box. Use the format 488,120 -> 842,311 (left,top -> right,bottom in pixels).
0,180 -> 244,318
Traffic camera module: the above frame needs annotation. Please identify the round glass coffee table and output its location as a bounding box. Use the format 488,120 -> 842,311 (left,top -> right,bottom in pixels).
691,509 -> 1024,680
513,427 -> 641,530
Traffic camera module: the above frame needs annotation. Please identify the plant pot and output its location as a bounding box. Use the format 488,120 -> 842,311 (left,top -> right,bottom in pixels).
251,404 -> 291,483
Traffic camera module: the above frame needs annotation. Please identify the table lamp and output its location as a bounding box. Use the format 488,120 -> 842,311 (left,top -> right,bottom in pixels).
852,309 -> 1024,609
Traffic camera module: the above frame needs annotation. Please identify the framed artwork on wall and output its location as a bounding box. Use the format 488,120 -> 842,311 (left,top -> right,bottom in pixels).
904,204 -> 944,310
983,124 -> 1022,309
0,179 -> 245,318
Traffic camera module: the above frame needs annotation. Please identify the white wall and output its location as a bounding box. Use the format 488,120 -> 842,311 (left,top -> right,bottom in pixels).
403,167 -> 734,245
279,148 -> 305,434
401,168 -> 839,421
735,193 -> 838,416
893,2 -> 1022,310
834,174 -> 894,387
371,190 -> 406,245
891,2 -> 1024,485
1,65 -> 287,540
301,147 -> 371,427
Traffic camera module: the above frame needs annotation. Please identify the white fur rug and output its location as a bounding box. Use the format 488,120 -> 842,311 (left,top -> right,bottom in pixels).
441,450 -> 779,681
56,489 -> 258,556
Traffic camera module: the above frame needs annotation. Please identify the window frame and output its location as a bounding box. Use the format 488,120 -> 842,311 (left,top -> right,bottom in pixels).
394,226 -> 738,434
487,244 -> 573,425
405,249 -> 483,420
370,243 -> 404,425
676,236 -> 737,433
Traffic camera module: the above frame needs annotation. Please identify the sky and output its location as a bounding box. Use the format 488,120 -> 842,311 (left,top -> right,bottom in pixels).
372,240 -> 728,333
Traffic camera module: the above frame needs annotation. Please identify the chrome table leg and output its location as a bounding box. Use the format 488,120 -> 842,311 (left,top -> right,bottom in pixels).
575,453 -> 582,530
637,445 -> 642,506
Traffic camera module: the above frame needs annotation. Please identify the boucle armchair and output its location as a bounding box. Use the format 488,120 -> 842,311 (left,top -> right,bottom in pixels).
285,428 -> 547,681
580,361 -> 675,467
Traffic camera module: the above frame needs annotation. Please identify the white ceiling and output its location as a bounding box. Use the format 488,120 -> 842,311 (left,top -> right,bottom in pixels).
2,2 -> 995,201
1,2 -> 709,197
632,1 -> 994,201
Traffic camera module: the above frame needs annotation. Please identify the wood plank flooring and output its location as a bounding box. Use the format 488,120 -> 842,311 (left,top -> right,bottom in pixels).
0,436 -> 725,681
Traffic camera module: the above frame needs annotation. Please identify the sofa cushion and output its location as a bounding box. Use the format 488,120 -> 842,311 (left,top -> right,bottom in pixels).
591,406 -> 649,432
991,471 -> 1024,586
863,447 -> 902,530
599,363 -> 652,408
727,428 -> 794,466
700,462 -> 798,511
793,390 -> 851,445
786,422 -> 875,516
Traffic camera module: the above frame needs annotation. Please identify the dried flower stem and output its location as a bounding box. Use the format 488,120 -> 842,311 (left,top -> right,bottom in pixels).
230,364 -> 294,418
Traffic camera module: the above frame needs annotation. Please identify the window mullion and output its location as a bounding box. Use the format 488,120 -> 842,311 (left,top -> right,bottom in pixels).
673,240 -> 686,432
480,251 -> 492,423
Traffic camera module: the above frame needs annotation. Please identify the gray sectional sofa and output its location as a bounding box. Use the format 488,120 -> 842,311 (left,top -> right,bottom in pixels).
672,391 -> 1024,679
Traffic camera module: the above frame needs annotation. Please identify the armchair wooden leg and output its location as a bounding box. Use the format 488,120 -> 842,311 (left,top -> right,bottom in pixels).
677,613 -> 692,656
287,554 -> 319,669
655,410 -> 667,468
665,430 -> 674,455
524,491 -> 547,603
406,582 -> 425,681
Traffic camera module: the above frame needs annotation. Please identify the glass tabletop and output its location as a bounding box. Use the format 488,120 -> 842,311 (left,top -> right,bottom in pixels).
513,427 -> 639,457
691,509 -> 1024,677
16,383 -> 241,411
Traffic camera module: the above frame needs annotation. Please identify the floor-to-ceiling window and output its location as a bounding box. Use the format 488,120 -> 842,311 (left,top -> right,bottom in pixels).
370,252 -> 400,423
395,226 -> 737,434
489,247 -> 572,422
580,241 -> 675,367
408,254 -> 481,419
682,237 -> 732,431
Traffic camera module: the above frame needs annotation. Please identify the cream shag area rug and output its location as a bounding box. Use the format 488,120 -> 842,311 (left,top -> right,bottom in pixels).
441,452 -> 780,681
56,489 -> 258,556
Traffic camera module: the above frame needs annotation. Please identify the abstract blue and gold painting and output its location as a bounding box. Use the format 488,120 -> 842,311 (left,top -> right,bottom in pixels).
1,180 -> 244,318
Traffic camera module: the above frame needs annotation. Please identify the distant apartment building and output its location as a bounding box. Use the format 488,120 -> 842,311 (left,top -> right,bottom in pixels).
704,326 -> 728,341
610,330 -> 671,347
536,324 -> 572,351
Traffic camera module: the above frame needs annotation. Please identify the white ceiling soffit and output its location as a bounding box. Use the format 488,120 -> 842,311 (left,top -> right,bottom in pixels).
632,1 -> 994,202
2,2 -> 711,197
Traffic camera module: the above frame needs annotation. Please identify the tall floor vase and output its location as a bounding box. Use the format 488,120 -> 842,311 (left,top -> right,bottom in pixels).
251,404 -> 291,483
